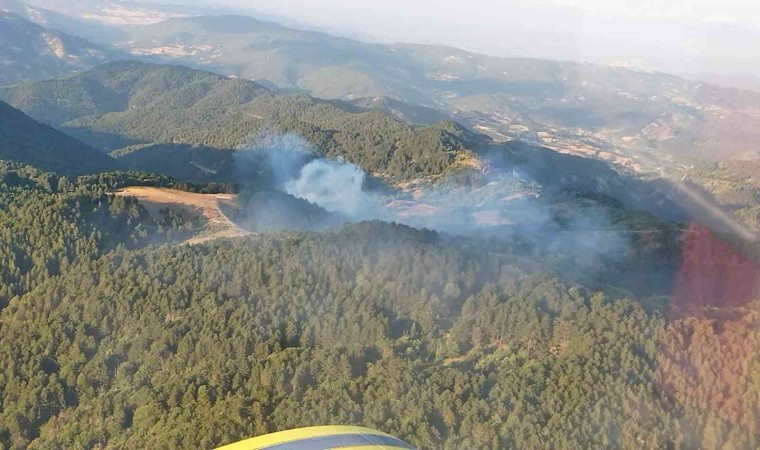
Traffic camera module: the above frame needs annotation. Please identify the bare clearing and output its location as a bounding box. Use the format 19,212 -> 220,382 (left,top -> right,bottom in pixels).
115,187 -> 251,245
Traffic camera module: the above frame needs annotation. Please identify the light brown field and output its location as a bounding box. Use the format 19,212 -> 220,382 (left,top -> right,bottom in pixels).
115,187 -> 251,245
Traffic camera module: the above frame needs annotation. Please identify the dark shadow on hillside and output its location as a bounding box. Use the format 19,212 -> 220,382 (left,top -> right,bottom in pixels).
222,189 -> 345,233
114,143 -> 238,183
469,142 -> 758,302
60,126 -> 148,153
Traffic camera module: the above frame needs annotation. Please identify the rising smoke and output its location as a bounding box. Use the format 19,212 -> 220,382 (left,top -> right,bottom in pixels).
234,130 -> 383,226
285,158 -> 380,218
234,130 -> 631,276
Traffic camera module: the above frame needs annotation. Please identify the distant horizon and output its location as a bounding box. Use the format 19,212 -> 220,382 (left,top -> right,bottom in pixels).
16,0 -> 760,92
189,0 -> 760,92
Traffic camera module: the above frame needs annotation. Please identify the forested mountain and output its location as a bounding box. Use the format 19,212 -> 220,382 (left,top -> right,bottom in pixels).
0,100 -> 117,173
0,2 -> 755,223
18,9 -> 747,231
0,77 -> 752,448
111,14 -> 760,175
0,5 -> 755,449
0,61 -> 273,126
0,12 -> 117,85
0,62 -> 489,181
0,77 -> 756,450
1,61 -> 753,245
0,153 -> 753,450
1,61 -> 745,235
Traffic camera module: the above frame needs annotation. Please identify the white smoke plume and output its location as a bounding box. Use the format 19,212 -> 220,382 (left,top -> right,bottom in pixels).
234,130 -> 631,276
236,129 -> 381,219
285,158 -> 379,218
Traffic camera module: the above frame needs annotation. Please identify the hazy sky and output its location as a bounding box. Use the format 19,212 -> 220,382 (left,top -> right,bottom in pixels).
537,0 -> 759,24
219,0 -> 760,28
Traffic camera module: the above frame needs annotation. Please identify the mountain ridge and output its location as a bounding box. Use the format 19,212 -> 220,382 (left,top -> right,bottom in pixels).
0,61 -> 488,181
0,60 -> 747,236
110,13 -> 760,177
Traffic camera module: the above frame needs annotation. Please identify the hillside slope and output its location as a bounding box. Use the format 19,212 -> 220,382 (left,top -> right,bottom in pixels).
0,219 -> 756,449
1,62 -> 752,237
0,0 -> 123,41
0,99 -> 117,173
0,12 -> 118,85
111,15 -> 760,175
0,61 -> 488,181
0,60 -> 273,125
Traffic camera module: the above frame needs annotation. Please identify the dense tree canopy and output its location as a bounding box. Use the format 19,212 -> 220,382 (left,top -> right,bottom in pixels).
0,67 -> 756,446
0,169 -> 756,449
0,52 -> 756,450
0,163 -> 202,308
1,62 -> 488,181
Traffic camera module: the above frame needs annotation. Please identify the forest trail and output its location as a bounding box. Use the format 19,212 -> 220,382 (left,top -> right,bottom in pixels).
115,187 -> 251,245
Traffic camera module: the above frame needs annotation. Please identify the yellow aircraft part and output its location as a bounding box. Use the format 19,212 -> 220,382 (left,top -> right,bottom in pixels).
215,425 -> 415,450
